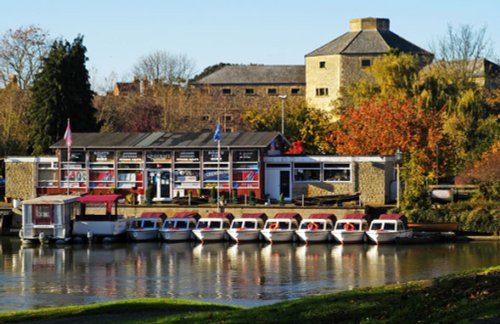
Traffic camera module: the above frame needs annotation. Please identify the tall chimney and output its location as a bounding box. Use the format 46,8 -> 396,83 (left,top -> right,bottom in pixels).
350,18 -> 390,31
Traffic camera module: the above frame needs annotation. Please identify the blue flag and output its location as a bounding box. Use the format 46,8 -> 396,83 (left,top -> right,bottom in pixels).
213,123 -> 221,141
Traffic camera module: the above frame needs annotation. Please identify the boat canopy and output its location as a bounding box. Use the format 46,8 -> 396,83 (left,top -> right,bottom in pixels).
241,213 -> 268,222
379,213 -> 408,225
344,213 -> 371,221
172,211 -> 201,220
140,212 -> 167,220
274,213 -> 302,223
22,195 -> 80,205
207,212 -> 234,221
308,213 -> 337,222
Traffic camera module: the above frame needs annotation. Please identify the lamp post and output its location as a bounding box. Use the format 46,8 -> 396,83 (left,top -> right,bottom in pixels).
395,149 -> 402,208
278,95 -> 287,135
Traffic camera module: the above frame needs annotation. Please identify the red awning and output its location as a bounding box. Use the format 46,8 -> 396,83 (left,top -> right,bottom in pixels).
78,194 -> 122,204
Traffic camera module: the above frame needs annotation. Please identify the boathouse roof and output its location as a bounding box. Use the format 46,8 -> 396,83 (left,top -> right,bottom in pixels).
51,132 -> 286,149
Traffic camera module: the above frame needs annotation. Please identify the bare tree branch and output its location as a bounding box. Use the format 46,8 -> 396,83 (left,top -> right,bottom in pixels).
132,50 -> 195,85
0,25 -> 50,89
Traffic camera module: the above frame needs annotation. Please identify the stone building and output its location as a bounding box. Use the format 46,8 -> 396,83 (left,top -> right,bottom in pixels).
190,65 -> 305,132
305,17 -> 432,112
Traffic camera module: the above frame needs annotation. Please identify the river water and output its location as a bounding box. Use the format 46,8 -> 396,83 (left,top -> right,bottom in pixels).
0,237 -> 499,311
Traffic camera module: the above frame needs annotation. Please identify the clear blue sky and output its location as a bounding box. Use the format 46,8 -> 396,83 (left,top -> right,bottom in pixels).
2,0 -> 499,91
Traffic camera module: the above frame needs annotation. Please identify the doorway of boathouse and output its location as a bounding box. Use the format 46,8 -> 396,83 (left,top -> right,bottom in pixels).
265,163 -> 291,200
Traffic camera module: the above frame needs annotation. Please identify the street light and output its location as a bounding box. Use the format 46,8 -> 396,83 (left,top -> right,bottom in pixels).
395,149 -> 402,208
278,95 -> 287,135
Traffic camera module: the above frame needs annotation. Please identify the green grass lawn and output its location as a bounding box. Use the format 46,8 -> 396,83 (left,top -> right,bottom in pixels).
1,266 -> 499,324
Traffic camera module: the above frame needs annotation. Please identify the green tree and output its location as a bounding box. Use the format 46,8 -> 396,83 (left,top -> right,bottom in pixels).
29,36 -> 97,154
242,99 -> 332,153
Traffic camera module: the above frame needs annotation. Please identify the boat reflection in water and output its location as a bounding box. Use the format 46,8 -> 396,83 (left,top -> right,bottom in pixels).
0,237 -> 499,311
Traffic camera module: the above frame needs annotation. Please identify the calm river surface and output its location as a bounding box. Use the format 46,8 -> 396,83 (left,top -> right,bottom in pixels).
0,237 -> 499,311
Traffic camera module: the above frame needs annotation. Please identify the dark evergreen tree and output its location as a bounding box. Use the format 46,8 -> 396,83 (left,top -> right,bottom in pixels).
29,36 -> 97,154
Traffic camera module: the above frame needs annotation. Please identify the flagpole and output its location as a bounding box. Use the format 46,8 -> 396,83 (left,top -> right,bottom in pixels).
64,118 -> 72,196
66,146 -> 70,196
217,136 -> 220,210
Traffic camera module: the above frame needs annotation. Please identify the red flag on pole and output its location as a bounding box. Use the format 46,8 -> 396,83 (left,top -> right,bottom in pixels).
63,119 -> 72,146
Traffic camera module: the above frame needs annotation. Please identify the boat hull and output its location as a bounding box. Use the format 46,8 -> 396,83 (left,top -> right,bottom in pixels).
366,230 -> 412,244
73,219 -> 128,240
159,229 -> 192,241
127,229 -> 158,242
295,230 -> 330,243
192,229 -> 227,242
261,230 -> 295,243
227,229 -> 260,243
331,231 -> 365,244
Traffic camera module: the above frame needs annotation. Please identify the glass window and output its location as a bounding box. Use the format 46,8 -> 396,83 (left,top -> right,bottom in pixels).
324,163 -> 351,182
222,88 -> 231,95
294,163 -> 320,182
291,88 -> 301,95
315,88 -> 329,96
197,221 -> 209,229
385,223 -> 395,231
245,88 -> 255,95
371,222 -> 383,231
361,59 -> 371,67
209,221 -> 221,229
267,88 -> 277,95
143,220 -> 156,228
319,61 -> 326,68
232,221 -> 243,229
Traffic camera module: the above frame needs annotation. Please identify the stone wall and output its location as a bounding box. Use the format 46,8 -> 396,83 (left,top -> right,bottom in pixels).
5,162 -> 36,200
305,55 -> 341,112
290,161 -> 391,205
85,205 -> 366,220
358,162 -> 388,205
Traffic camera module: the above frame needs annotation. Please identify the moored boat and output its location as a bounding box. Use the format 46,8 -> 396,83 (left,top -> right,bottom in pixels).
227,213 -> 267,243
261,213 -> 302,243
127,212 -> 167,242
366,214 -> 412,244
296,213 -> 336,244
192,212 -> 234,243
19,195 -> 80,244
159,211 -> 200,241
332,213 -> 370,244
72,194 -> 129,242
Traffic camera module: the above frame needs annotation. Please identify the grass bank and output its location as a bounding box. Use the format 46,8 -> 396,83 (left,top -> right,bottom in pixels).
1,266 -> 499,323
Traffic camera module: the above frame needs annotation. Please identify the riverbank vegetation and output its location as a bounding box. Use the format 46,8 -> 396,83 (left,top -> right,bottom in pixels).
1,266 -> 499,323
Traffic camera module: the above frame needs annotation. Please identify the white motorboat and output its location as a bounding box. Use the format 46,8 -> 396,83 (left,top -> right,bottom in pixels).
366,214 -> 412,244
332,213 -> 370,244
19,195 -> 80,244
227,213 -> 267,243
192,212 -> 233,243
261,213 -> 301,243
296,213 -> 336,244
73,194 -> 129,242
159,211 -> 199,241
127,212 -> 167,242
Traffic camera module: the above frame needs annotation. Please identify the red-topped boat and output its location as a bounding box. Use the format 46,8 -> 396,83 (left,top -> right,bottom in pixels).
227,213 -> 268,243
159,211 -> 200,241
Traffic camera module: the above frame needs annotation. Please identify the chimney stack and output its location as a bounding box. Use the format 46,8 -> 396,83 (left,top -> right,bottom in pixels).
9,74 -> 18,87
350,18 -> 390,31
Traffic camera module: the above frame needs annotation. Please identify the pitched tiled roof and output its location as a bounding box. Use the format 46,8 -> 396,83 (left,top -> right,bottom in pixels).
192,65 -> 305,85
306,30 -> 431,57
50,132 -> 285,149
